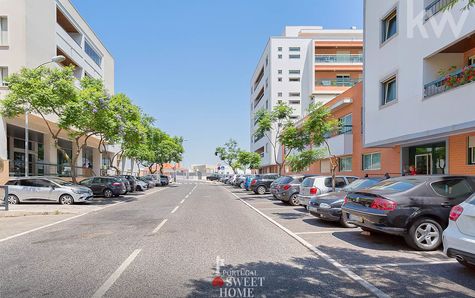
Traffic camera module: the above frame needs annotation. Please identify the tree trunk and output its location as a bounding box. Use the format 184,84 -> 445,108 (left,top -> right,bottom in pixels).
159,163 -> 164,174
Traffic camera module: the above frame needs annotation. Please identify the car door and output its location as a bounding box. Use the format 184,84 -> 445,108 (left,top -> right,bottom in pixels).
20,179 -> 49,201
430,178 -> 474,223
36,178 -> 57,202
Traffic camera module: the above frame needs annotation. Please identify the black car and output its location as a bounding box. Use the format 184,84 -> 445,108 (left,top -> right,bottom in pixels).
250,174 -> 280,195
207,174 -> 221,181
120,175 -> 137,192
308,178 -> 383,227
160,175 -> 169,186
79,177 -> 127,198
342,175 -> 475,251
115,176 -> 131,193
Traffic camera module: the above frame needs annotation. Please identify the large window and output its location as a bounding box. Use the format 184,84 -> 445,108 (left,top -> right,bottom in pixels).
85,40 -> 102,67
340,114 -> 353,134
82,147 -> 94,168
382,9 -> 397,43
340,156 -> 353,172
382,76 -> 397,105
363,153 -> 381,170
469,136 -> 475,165
0,67 -> 7,86
0,17 -> 8,46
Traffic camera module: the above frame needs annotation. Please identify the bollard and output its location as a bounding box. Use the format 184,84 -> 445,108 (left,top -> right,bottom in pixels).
3,186 -> 8,211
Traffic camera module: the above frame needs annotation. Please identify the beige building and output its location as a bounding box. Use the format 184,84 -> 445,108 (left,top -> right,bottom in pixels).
0,0 -> 136,182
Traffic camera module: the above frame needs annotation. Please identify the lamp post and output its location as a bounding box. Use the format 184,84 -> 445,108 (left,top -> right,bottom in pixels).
24,55 -> 66,177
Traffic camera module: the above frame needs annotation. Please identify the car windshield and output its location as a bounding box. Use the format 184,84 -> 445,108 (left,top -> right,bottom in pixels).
48,178 -> 74,186
343,179 -> 380,191
369,179 -> 420,192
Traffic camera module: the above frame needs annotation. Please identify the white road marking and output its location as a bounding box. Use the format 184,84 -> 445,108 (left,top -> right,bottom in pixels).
171,206 -> 180,214
151,219 -> 168,234
180,199 -> 185,204
185,195 -> 189,199
92,249 -> 142,298
350,260 -> 458,269
224,187 -> 390,298
295,230 -> 359,235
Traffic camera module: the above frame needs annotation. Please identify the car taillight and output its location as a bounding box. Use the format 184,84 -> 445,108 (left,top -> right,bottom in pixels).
449,205 -> 464,221
112,182 -> 121,186
370,197 -> 397,211
310,187 -> 319,195
344,195 -> 349,204
251,179 -> 257,185
283,185 -> 291,191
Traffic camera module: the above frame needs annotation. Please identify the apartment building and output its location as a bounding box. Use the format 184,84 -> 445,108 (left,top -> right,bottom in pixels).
0,0 -> 136,182
364,0 -> 475,175
250,26 -> 363,173
285,83 -> 401,177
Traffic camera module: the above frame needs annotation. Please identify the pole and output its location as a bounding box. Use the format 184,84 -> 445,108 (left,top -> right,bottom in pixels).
25,108 -> 29,177
4,186 -> 8,211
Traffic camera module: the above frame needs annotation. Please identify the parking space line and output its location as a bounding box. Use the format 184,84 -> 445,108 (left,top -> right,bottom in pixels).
151,219 -> 168,234
92,248 -> 142,298
171,206 -> 179,214
225,187 -> 390,298
350,260 -> 458,269
180,199 -> 185,204
295,230 -> 359,235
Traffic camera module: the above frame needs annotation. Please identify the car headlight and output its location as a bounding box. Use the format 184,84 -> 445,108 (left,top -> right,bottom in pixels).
73,189 -> 82,194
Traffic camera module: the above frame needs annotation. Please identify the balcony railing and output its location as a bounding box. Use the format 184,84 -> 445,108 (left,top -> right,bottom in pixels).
324,125 -> 353,139
425,0 -> 451,21
424,64 -> 475,98
315,78 -> 362,87
315,54 -> 363,64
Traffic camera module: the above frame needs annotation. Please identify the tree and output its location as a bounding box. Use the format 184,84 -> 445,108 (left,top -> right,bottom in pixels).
155,135 -> 184,174
237,151 -> 261,172
254,102 -> 309,175
215,139 -> 241,174
443,0 -> 475,10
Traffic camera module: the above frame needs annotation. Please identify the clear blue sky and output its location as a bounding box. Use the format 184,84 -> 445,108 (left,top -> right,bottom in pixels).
71,0 -> 363,167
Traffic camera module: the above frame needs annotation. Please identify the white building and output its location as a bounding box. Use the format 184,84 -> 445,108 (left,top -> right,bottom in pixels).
250,26 -> 363,173
0,0 -> 137,182
363,0 -> 475,175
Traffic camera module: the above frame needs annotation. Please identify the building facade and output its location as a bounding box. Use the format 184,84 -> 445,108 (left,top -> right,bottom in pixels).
0,0 -> 136,182
364,0 -> 475,175
250,26 -> 363,173
285,83 -> 401,177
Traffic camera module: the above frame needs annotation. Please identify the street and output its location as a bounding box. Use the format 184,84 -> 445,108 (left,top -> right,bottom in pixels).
0,180 -> 473,297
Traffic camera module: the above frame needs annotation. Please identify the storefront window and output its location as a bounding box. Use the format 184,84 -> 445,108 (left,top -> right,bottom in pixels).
401,142 -> 446,175
82,147 -> 94,168
339,156 -> 353,172
363,153 -> 381,170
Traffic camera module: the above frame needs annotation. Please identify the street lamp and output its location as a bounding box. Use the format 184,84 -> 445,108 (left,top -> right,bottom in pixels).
24,55 -> 66,177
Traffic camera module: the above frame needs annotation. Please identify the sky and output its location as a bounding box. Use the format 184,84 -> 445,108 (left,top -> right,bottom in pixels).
71,0 -> 363,168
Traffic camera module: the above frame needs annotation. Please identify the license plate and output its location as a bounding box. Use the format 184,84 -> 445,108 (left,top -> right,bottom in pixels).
349,214 -> 363,223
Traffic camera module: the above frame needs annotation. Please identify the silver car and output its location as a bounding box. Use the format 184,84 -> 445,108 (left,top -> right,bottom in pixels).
5,177 -> 94,205
298,176 -> 358,207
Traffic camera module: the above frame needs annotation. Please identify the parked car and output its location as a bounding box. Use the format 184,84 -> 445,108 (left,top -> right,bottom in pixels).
207,174 -> 221,181
235,175 -> 249,188
5,177 -> 93,205
307,178 -> 383,227
270,176 -> 287,199
115,176 -> 131,194
443,194 -> 475,268
138,176 -> 155,189
160,174 -> 169,186
342,176 -> 475,251
250,174 -> 280,195
298,176 -> 358,207
227,174 -> 238,185
244,175 -> 258,191
135,179 -> 148,191
274,175 -> 318,206
145,174 -> 161,186
119,175 -> 137,193
78,176 -> 127,198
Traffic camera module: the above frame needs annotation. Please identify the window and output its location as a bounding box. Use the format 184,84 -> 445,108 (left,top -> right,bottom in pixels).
340,157 -> 352,172
278,54 -> 282,59
289,47 -> 300,52
84,40 -> 102,67
289,70 -> 300,75
278,69 -> 282,75
265,78 -> 268,88
0,17 -> 7,46
363,153 -> 381,170
265,100 -> 269,109
289,54 -> 300,59
278,47 -> 282,52
277,92 -> 282,97
265,56 -> 269,66
289,92 -> 300,97
321,159 -> 330,173
289,100 -> 300,105
468,136 -> 475,165
290,115 -> 298,120
469,56 -> 475,66
278,77 -> 282,82
340,114 -> 352,134
289,77 -> 300,82
431,179 -> 473,199
382,76 -> 397,105
382,9 -> 397,43
0,67 -> 7,86
82,147 -> 94,168
324,177 -> 346,188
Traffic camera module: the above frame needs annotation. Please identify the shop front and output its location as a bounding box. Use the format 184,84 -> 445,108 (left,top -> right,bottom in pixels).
401,141 -> 447,175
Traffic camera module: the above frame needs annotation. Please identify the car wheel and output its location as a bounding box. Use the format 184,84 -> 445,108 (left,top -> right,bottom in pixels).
59,194 -> 74,205
256,186 -> 266,195
288,194 -> 299,206
405,218 -> 443,251
7,194 -> 20,204
103,189 -> 113,198
340,214 -> 356,228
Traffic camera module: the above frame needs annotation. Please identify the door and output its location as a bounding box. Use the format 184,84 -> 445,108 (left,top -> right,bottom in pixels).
415,154 -> 432,175
19,179 -> 49,201
35,179 -> 55,201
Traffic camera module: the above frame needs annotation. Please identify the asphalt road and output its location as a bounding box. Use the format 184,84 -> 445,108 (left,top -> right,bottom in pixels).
0,181 -> 473,297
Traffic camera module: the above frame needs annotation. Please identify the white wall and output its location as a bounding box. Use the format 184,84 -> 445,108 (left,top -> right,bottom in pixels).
364,0 -> 475,147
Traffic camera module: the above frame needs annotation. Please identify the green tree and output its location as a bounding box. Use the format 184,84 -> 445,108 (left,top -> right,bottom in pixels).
443,0 -> 475,10
155,135 -> 184,174
237,151 -> 261,171
215,139 -> 241,174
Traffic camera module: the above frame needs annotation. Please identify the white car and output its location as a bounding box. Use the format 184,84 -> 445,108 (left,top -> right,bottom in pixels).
443,195 -> 475,269
298,176 -> 358,206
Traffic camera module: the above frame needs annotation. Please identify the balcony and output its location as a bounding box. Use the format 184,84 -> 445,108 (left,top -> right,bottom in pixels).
315,78 -> 362,87
425,0 -> 451,21
320,132 -> 353,157
424,64 -> 475,97
315,54 -> 363,64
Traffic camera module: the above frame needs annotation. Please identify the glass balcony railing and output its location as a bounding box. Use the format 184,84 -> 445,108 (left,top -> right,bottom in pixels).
425,0 -> 451,21
424,64 -> 475,98
315,78 -> 362,87
315,54 -> 363,64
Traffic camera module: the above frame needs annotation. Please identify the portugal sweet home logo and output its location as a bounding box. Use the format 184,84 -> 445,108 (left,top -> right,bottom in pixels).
212,256 -> 265,298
